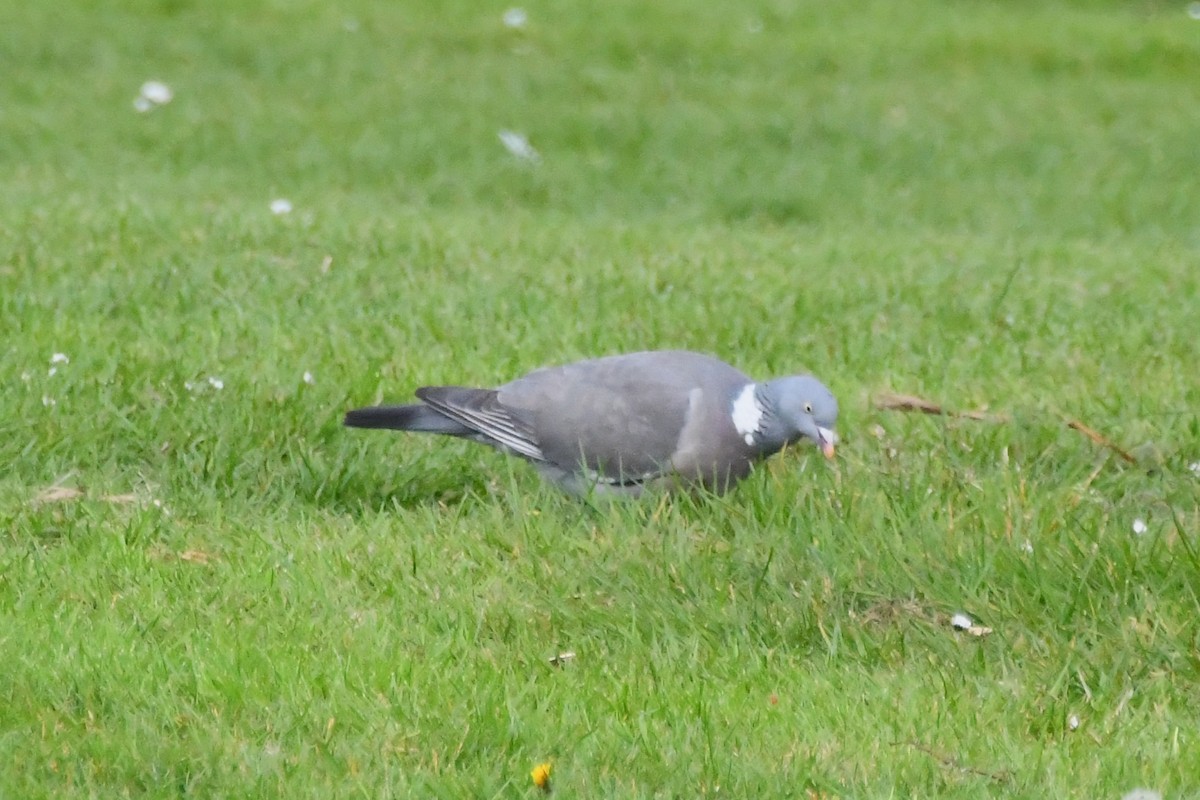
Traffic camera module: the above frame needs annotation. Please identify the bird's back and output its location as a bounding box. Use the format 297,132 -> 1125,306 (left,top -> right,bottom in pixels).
497,351 -> 751,482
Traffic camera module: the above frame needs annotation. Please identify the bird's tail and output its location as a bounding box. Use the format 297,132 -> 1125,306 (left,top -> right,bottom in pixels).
343,403 -> 473,435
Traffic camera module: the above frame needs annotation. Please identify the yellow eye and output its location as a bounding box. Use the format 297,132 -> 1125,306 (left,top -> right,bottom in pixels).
804,402 -> 813,414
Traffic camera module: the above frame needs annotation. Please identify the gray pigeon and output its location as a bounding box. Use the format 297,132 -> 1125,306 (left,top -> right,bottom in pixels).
344,350 -> 838,497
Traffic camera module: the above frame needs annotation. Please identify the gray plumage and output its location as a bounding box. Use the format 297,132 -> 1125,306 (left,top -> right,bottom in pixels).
344,350 -> 838,497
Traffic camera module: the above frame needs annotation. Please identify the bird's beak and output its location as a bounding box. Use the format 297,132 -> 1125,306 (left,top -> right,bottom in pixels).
817,426 -> 837,459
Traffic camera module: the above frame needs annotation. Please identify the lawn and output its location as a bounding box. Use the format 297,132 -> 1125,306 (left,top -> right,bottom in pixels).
2,0 -> 1199,797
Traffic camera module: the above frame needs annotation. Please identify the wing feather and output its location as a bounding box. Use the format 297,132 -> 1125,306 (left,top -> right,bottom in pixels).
415,386 -> 546,462
496,351 -> 750,481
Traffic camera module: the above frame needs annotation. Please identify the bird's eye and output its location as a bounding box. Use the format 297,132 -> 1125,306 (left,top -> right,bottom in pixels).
804,402 -> 813,414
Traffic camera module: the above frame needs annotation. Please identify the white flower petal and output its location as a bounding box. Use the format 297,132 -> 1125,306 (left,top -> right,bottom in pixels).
502,7 -> 527,28
1188,461 -> 1200,477
950,613 -> 973,630
1122,789 -> 1163,800
207,376 -> 224,390
1067,713 -> 1080,730
302,371 -> 315,385
1132,518 -> 1147,535
549,651 -> 576,666
498,130 -> 541,162
270,198 -> 293,215
133,96 -> 154,113
140,81 -> 173,105
50,353 -> 69,364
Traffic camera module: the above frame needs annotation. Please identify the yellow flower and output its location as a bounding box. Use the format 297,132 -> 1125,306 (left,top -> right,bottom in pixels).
530,762 -> 552,791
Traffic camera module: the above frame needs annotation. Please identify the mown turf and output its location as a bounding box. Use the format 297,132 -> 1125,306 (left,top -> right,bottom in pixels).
2,1 -> 1199,797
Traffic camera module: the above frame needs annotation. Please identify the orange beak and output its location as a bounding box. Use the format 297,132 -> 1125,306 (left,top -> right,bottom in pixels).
818,427 -> 837,459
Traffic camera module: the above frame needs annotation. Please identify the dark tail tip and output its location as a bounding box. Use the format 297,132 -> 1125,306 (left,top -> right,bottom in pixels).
344,405 -> 420,429
344,404 -> 472,435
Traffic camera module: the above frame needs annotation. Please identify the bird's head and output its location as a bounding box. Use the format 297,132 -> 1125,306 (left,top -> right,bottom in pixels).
760,375 -> 839,458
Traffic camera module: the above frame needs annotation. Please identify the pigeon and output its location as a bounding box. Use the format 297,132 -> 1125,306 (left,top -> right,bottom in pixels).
344,350 -> 838,497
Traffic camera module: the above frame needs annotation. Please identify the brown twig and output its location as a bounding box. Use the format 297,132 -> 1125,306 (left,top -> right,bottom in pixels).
895,740 -> 1011,784
32,487 -> 148,506
33,486 -> 84,504
876,391 -> 1142,467
874,392 -> 1009,423
875,392 -> 944,415
1065,419 -> 1137,464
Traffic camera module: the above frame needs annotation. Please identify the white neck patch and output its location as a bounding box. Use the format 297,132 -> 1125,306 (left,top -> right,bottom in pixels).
730,383 -> 763,445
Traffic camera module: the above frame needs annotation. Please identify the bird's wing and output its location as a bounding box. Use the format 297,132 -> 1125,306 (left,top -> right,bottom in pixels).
414,386 -> 546,461
497,351 -> 750,482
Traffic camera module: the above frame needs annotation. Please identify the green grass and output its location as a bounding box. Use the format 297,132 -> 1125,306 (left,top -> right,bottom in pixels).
3,0 -> 1199,796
